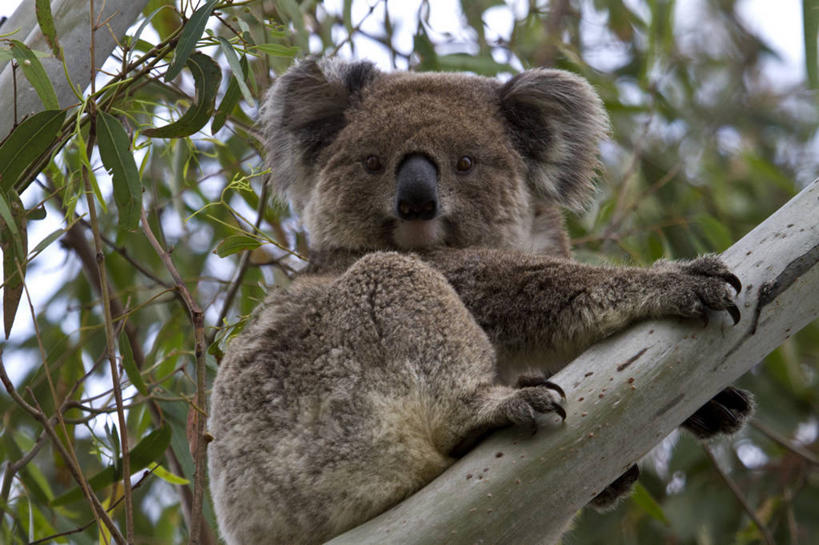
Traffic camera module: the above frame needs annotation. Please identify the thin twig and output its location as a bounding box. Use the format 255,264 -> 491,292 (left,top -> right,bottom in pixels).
208,179 -> 270,345
703,444 -> 776,545
81,111 -> 134,541
750,419 -> 819,465
140,206 -> 209,545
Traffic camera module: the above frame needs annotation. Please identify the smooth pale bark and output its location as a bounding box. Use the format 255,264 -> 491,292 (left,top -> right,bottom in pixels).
0,0 -> 149,140
327,179 -> 819,545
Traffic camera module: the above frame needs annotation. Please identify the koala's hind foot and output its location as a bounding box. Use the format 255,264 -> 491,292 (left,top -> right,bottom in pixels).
651,255 -> 742,325
474,383 -> 566,436
451,381 -> 565,457
682,386 -> 754,439
591,464 -> 640,510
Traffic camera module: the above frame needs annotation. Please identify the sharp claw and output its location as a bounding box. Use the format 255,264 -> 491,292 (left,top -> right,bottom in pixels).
727,304 -> 741,325
553,404 -> 567,421
701,312 -> 710,327
544,380 -> 566,399
725,273 -> 742,294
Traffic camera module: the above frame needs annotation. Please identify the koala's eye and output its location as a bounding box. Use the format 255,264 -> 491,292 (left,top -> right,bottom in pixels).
456,156 -> 474,173
363,155 -> 383,173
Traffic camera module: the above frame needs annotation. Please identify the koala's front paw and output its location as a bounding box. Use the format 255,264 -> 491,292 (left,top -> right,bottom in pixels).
652,255 -> 742,325
682,386 -> 754,439
491,384 -> 566,435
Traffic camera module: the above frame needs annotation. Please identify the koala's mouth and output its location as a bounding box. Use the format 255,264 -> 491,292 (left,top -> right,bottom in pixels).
391,218 -> 443,249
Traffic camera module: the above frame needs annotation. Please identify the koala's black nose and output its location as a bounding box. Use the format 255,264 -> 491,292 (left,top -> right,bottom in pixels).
395,154 -> 438,221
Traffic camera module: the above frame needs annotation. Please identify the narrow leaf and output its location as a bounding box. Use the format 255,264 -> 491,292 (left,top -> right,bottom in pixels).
52,425 -> 172,506
211,72 -> 241,133
214,234 -> 262,257
164,0 -> 218,81
217,37 -> 254,105
9,40 -> 59,110
35,0 -> 62,60
148,462 -> 190,485
30,228 -> 64,256
212,55 -> 248,133
120,329 -> 149,396
96,111 -> 142,230
0,110 -> 66,193
145,52 -> 221,138
630,482 -> 670,525
0,190 -> 27,339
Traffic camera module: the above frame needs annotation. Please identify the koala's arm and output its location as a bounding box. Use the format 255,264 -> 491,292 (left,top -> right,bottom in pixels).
422,248 -> 740,356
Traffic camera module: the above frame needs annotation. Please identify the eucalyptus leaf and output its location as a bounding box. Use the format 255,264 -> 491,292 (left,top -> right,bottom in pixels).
96,111 -> 142,230
35,0 -> 62,60
165,0 -> 218,81
146,52 -> 222,138
0,109 -> 66,193
9,40 -> 59,110
0,190 -> 27,339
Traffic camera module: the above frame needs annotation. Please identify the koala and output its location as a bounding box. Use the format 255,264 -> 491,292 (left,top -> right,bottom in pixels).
207,58 -> 752,545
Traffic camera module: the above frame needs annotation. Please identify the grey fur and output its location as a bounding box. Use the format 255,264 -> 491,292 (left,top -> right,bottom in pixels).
209,59 -> 745,544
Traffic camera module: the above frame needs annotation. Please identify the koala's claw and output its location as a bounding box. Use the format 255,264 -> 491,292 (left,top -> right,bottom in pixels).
726,303 -> 741,325
516,374 -> 566,399
655,255 -> 742,325
725,273 -> 742,294
495,386 -> 566,435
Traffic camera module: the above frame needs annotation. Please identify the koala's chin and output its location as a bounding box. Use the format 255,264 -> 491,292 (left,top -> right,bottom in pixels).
392,218 -> 443,249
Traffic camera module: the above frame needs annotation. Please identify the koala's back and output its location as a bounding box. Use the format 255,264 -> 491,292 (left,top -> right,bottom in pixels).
208,253 -> 497,545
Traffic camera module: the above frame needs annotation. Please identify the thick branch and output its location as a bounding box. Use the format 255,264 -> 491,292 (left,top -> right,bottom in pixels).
327,179 -> 819,545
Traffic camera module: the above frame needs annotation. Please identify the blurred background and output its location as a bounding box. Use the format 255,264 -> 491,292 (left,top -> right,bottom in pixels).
0,0 -> 817,544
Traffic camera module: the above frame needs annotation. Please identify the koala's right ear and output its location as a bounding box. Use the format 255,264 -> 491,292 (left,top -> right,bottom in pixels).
261,58 -> 380,207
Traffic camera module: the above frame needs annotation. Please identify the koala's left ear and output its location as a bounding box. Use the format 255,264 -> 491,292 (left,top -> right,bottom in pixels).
499,69 -> 609,210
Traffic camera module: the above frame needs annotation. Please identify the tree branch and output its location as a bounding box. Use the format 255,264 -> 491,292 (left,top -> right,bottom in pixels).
327,179 -> 819,545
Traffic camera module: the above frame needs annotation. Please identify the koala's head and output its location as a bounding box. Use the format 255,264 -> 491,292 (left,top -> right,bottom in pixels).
262,58 -> 608,254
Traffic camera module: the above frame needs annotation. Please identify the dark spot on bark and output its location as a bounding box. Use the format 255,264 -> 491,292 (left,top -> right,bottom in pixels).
616,347 -> 648,372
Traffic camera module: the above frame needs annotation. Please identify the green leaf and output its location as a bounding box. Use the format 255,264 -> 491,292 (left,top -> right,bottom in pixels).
9,40 -> 59,110
214,234 -> 262,257
120,329 -> 149,396
250,43 -> 301,58
52,425 -> 172,506
30,228 -> 64,256
96,111 -> 142,230
35,0 -> 62,60
217,37 -> 254,105
0,109 -> 66,193
164,0 -> 217,81
145,52 -> 222,138
148,462 -> 190,485
143,0 -> 181,41
212,73 -> 241,134
0,190 -> 27,339
212,55 -> 249,133
630,482 -> 670,525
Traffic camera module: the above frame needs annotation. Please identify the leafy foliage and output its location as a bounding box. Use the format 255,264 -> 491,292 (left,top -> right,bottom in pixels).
0,0 -> 816,544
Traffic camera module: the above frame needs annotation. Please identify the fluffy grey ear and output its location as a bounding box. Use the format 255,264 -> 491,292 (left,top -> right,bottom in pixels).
499,69 -> 609,210
261,57 -> 380,208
